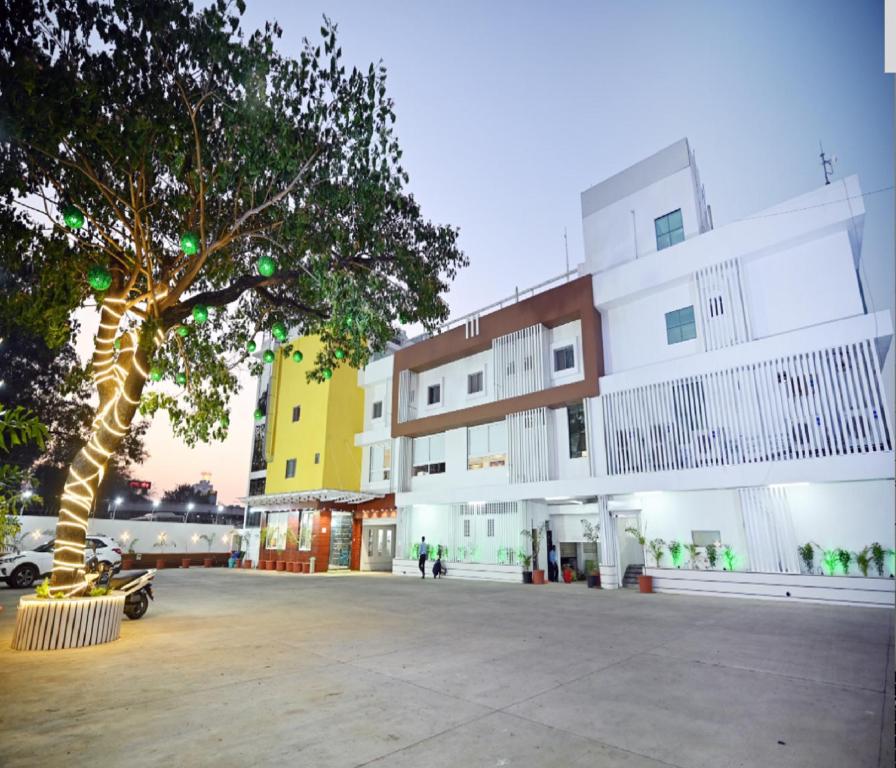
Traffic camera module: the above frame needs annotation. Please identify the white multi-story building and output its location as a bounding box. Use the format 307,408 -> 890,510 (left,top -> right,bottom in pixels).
354,138 -> 894,604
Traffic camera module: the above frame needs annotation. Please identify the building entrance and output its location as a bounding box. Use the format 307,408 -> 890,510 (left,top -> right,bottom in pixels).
328,512 -> 353,569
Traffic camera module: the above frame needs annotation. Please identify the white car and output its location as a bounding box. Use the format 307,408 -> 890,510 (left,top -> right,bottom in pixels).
1,535 -> 123,588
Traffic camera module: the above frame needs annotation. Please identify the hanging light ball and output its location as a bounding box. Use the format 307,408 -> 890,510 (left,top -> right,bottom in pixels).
344,316 -> 353,328
177,325 -> 190,337
180,232 -> 200,255
292,350 -> 303,363
113,337 -> 121,350
149,366 -> 163,382
322,368 -> 333,380
334,348 -> 345,360
263,349 -> 275,364
246,340 -> 257,353
253,408 -> 264,421
62,205 -> 85,230
87,265 -> 112,292
271,321 -> 287,341
192,304 -> 209,324
220,415 -> 230,428
175,372 -> 187,385
257,255 -> 277,277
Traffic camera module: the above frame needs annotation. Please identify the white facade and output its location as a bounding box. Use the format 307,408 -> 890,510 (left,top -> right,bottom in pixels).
354,139 -> 894,603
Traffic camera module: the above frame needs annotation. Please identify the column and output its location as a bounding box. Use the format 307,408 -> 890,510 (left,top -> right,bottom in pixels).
597,495 -> 618,589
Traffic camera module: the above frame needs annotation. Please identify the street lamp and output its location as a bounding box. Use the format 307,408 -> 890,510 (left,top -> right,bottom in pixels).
111,496 -> 123,520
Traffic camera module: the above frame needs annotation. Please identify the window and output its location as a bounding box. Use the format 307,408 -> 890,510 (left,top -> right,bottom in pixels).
553,345 -> 575,372
369,442 -> 392,482
298,511 -> 314,550
371,401 -> 383,420
265,511 -> 289,550
467,421 -> 508,470
467,371 -> 484,395
691,530 -> 721,547
665,306 -> 696,344
292,405 -> 301,422
523,355 -> 533,371
412,433 -> 446,476
463,519 -> 471,537
427,384 -> 441,405
709,296 -> 724,317
487,518 -> 495,537
285,458 -> 297,478
313,452 -> 320,464
248,477 -> 266,496
567,402 -> 588,459
655,209 -> 684,251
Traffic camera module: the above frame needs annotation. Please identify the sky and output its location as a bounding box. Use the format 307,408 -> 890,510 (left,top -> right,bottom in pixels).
105,0 -> 893,504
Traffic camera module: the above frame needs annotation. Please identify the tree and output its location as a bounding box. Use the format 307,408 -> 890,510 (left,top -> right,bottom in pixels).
1,1 -> 465,592
163,482 -> 210,505
0,326 -> 148,515
0,405 -> 48,549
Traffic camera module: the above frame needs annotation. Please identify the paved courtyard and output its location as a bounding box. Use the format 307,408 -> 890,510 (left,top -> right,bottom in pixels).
0,569 -> 892,768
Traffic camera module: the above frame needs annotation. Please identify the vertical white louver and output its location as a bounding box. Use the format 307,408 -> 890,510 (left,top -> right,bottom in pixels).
738,487 -> 800,573
493,324 -> 547,400
596,496 -> 615,569
397,369 -> 417,424
695,258 -> 751,351
394,437 -> 412,492
602,338 -> 892,476
507,407 -> 554,483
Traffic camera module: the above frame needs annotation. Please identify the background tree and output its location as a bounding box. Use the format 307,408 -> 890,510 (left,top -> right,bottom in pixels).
163,482 -> 211,505
0,405 -> 48,550
0,0 -> 465,592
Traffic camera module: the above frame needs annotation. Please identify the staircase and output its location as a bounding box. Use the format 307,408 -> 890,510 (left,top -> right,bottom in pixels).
622,564 -> 644,588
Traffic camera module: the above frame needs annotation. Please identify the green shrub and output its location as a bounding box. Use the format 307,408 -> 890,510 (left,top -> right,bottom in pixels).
836,548 -> 851,576
797,542 -> 814,574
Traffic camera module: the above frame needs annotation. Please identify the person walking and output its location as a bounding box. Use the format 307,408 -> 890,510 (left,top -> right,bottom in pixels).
548,545 -> 558,582
418,536 -> 429,578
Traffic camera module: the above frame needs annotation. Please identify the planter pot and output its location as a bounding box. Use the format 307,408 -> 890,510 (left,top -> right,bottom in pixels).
287,562 -> 296,573
532,569 -> 546,585
638,574 -> 653,593
121,558 -> 135,570
276,561 -> 286,572
264,560 -> 274,571
13,593 -> 126,651
242,559 -> 253,569
522,571 -> 533,584
587,572 -> 601,589
155,559 -> 166,569
181,558 -> 191,569
563,568 -> 574,584
300,562 -> 309,574
203,557 -> 214,568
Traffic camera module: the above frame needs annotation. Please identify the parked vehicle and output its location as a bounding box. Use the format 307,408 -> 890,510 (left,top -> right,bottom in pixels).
89,559 -> 156,620
1,536 -> 123,588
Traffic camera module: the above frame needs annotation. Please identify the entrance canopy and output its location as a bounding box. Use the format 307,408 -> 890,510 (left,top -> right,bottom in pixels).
243,488 -> 382,509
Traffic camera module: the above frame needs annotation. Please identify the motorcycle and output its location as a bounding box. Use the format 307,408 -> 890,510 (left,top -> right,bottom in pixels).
87,557 -> 156,620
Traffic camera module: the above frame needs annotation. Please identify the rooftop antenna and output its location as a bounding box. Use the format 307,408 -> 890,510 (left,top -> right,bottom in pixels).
563,227 -> 570,280
819,141 -> 836,185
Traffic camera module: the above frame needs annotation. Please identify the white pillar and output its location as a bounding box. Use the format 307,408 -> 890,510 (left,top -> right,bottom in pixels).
597,495 -> 618,589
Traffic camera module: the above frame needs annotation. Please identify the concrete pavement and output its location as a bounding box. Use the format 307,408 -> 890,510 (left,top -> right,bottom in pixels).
0,569 -> 891,768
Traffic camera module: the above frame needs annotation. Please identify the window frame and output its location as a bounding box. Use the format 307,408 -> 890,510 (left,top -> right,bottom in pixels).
467,421 -> 508,470
655,208 -> 685,251
467,370 -> 484,396
371,400 -> 383,420
285,458 -> 297,479
291,405 -> 301,423
412,433 -> 447,476
552,343 -> 576,374
566,402 -> 588,460
665,305 -> 697,345
426,383 -> 441,406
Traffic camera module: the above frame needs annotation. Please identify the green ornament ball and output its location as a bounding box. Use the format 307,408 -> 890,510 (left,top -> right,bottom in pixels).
180,232 -> 200,255
334,349 -> 345,360
87,265 -> 112,291
322,368 -> 333,380
257,255 -> 277,277
344,316 -> 353,328
263,349 -> 275,364
149,366 -> 163,382
292,350 -> 303,363
271,321 -> 287,341
62,205 -> 85,230
175,372 -> 187,385
113,337 -> 121,350
246,340 -> 257,353
253,408 -> 264,421
220,415 -> 230,428
177,325 -> 190,337
192,304 -> 209,324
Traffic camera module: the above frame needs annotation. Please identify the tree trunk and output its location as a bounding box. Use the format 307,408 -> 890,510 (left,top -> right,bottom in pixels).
51,304 -> 151,592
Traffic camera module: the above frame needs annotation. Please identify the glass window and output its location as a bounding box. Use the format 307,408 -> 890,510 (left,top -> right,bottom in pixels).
313,452 -> 320,464
292,405 -> 301,422
553,345 -> 575,372
285,458 -> 296,478
371,401 -> 383,419
467,421 -> 508,470
467,371 -> 484,395
709,296 -> 724,317
413,433 -> 446,476
427,384 -> 441,405
691,530 -> 720,547
665,306 -> 697,345
369,442 -> 392,482
655,209 -> 684,251
298,511 -> 314,550
567,402 -> 587,459
265,512 -> 289,550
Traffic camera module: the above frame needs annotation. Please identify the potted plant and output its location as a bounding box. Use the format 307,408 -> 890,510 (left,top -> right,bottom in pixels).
836,548 -> 851,576
705,542 -> 719,570
871,542 -> 886,577
721,545 -> 736,571
519,551 -> 533,584
121,539 -> 139,570
667,540 -> 683,568
685,542 -> 700,570
152,533 -> 175,569
797,542 -> 815,574
624,524 -> 653,593
648,538 -> 666,569
562,564 -> 574,583
520,523 -> 546,585
198,533 -> 216,567
580,519 -> 601,588
855,546 -> 871,577
819,546 -> 838,575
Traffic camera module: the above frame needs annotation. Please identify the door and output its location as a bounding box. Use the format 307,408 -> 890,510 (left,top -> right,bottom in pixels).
362,524 -> 396,571
328,512 -> 353,569
614,511 -> 644,587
